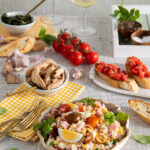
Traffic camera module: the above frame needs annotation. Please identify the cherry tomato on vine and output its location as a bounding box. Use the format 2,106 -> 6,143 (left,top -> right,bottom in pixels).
58,30 -> 71,40
52,39 -> 65,52
70,37 -> 81,46
59,104 -> 71,113
85,51 -> 99,64
68,51 -> 83,66
60,44 -> 74,58
79,42 -> 91,55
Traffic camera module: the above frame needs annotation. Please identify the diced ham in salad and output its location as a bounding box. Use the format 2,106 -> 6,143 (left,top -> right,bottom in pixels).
35,98 -> 129,150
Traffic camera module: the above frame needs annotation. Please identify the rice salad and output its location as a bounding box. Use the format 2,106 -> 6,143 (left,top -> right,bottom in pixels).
34,98 -> 129,150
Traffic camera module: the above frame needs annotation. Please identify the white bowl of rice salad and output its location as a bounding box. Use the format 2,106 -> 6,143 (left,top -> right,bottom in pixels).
35,98 -> 130,150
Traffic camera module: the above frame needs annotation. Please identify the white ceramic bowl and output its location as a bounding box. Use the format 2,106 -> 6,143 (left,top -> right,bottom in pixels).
0,12 -> 35,34
25,64 -> 69,97
37,99 -> 130,150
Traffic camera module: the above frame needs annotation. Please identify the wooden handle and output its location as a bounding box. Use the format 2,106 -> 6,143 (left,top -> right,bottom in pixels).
6,86 -> 37,97
25,0 -> 46,16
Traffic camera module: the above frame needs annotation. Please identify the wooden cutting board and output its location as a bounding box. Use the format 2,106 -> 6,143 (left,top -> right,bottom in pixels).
0,17 -> 57,38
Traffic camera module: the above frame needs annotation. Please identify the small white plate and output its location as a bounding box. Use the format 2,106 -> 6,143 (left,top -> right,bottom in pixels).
89,63 -> 150,98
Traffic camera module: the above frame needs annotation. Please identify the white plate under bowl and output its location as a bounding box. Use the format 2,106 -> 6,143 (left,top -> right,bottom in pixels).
89,63 -> 150,98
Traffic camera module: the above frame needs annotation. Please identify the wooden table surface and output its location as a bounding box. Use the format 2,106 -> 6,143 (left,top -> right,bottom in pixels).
0,16 -> 150,150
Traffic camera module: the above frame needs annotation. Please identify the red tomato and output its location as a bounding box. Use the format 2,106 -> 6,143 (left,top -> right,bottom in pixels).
60,44 -> 74,58
79,42 -> 91,55
86,115 -> 100,128
145,72 -> 150,78
120,74 -> 128,81
58,31 -> 71,40
70,37 -> 80,46
68,51 -> 83,66
59,104 -> 71,113
52,39 -> 65,52
85,51 -> 99,64
138,70 -> 145,79
97,65 -> 104,72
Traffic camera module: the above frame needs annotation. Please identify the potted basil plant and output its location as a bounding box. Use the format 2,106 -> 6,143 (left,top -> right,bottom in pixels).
111,0 -> 142,37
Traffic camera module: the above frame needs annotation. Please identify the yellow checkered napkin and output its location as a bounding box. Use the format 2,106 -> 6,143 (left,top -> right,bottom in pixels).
0,81 -> 84,142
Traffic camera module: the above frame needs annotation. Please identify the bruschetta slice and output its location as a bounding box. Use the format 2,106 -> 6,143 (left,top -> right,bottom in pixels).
95,62 -> 139,92
129,99 -> 150,125
126,56 -> 150,89
0,36 -> 35,57
0,35 -> 18,44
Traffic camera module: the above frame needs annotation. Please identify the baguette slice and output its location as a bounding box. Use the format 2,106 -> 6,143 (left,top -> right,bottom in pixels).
0,36 -> 35,57
128,99 -> 150,125
95,65 -> 139,92
126,57 -> 150,89
0,35 -> 18,44
31,39 -> 47,52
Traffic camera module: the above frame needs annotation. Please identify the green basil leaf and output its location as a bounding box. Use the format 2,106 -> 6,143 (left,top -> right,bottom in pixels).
108,115 -> 116,125
116,112 -> 129,122
10,149 -> 18,150
78,98 -> 97,107
114,10 -> 120,17
50,141 -> 55,146
104,142 -> 109,146
95,148 -> 100,150
104,111 -> 113,119
135,10 -> 140,19
130,8 -> 135,17
33,123 -> 41,131
112,139 -> 117,145
47,117 -> 56,125
132,135 -> 150,144
39,27 -> 46,37
40,34 -> 56,45
118,6 -> 129,18
0,107 -> 7,115
42,124 -> 53,133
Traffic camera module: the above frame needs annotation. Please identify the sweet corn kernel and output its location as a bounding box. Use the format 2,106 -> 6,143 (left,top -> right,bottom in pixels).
82,144 -> 86,148
118,127 -> 123,134
56,141 -> 59,145
92,110 -> 96,115
99,120 -> 103,124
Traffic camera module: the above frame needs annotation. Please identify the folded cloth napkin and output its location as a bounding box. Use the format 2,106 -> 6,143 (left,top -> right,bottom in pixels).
0,81 -> 84,142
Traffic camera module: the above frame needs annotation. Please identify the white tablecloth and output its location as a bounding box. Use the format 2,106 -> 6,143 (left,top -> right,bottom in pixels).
0,16 -> 150,150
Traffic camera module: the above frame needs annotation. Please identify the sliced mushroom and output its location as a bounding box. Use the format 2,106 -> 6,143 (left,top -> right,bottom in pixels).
47,73 -> 65,90
53,68 -> 64,78
44,66 -> 56,86
31,68 -> 47,89
26,59 -> 57,77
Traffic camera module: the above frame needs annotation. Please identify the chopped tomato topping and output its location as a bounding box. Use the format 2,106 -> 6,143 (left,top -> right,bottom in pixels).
96,62 -> 128,81
129,56 -> 150,78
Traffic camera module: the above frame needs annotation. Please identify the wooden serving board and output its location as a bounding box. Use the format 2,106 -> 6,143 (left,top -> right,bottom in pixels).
0,17 -> 57,38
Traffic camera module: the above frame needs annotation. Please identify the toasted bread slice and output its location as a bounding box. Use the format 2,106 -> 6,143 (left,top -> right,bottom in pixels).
31,39 -> 47,52
0,35 -> 18,44
0,36 -> 35,57
128,99 -> 150,125
126,57 -> 150,89
6,73 -> 20,84
95,67 -> 139,92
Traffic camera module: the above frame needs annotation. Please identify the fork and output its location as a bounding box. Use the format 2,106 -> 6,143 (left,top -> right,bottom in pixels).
0,99 -> 46,140
0,98 -> 41,128
12,99 -> 46,131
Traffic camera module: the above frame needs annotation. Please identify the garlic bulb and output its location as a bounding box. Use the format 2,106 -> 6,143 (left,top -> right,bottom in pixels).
70,67 -> 84,80
8,50 -> 40,71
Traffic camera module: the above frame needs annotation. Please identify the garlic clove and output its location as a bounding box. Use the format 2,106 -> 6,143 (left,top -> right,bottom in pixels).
70,67 -> 84,80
